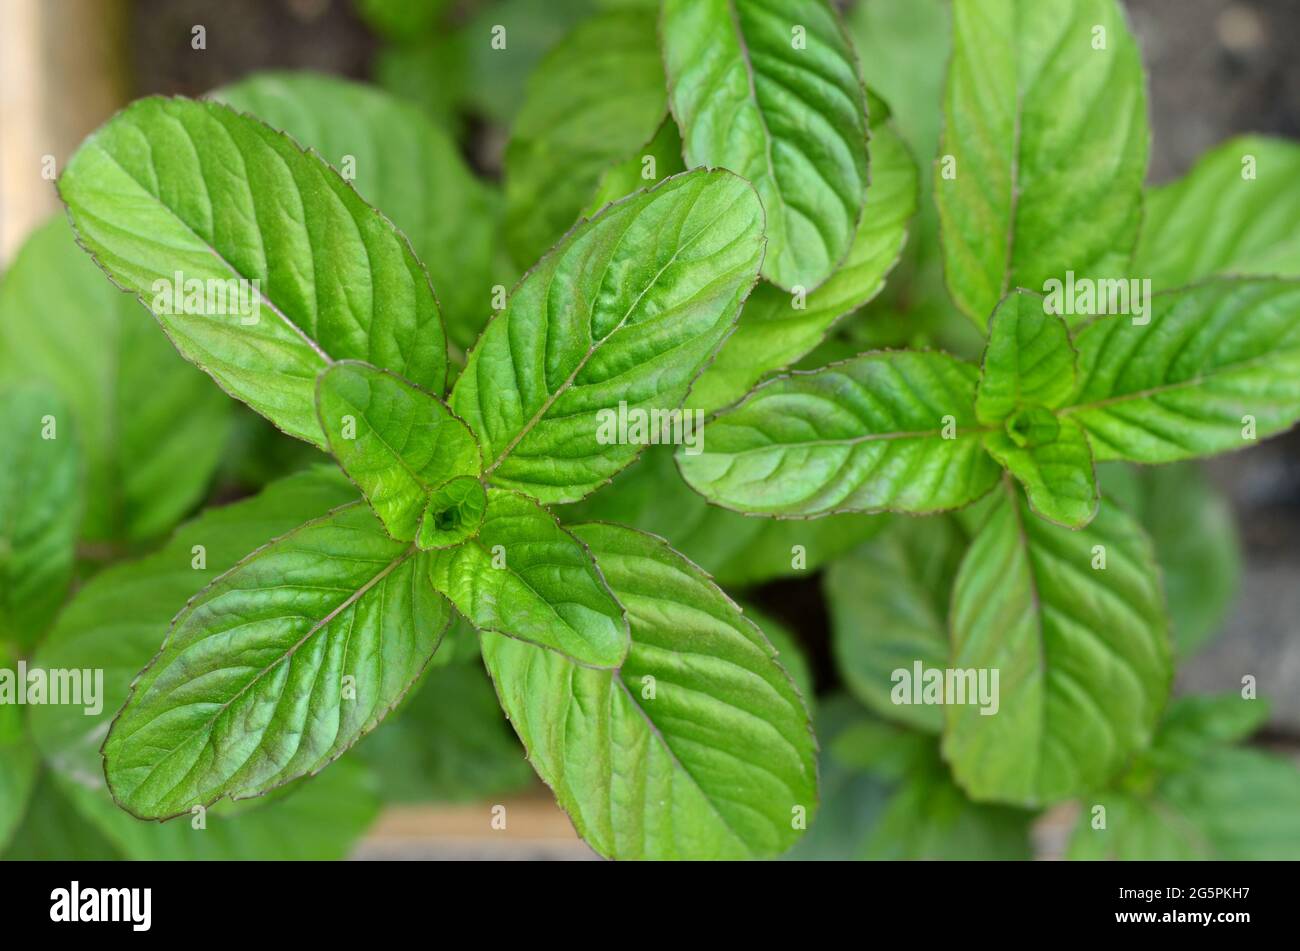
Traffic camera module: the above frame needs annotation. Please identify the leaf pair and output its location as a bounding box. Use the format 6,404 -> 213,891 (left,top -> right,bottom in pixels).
983,279 -> 1300,526
681,278 -> 1300,530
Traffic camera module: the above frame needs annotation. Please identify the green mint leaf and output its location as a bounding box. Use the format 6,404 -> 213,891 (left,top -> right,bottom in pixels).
0,217 -> 231,542
975,290 -> 1077,423
1063,279 -> 1300,462
1098,462 -> 1241,655
692,116 -> 919,414
217,72 -> 503,353
679,351 -> 1001,516
417,476 -> 487,551
481,523 -> 817,859
29,467 -> 357,790
581,117 -> 686,219
662,0 -> 870,291
937,0 -> 1148,326
453,168 -> 765,504
0,385 -> 80,649
316,360 -> 480,542
565,446 -> 885,586
504,8 -> 667,267
0,646 -> 38,853
24,466 -> 382,859
102,500 -> 448,819
426,488 -> 628,668
1133,135 -> 1300,290
825,517 -> 968,733
59,96 -> 447,448
984,413 -> 1099,528
943,486 -> 1171,806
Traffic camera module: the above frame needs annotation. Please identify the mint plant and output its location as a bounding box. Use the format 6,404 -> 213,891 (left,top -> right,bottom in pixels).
673,0 -> 1300,849
53,77 -> 818,853
4,0 -> 1299,862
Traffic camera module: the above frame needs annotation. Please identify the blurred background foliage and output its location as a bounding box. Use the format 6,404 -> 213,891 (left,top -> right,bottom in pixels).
1,0 -> 1298,860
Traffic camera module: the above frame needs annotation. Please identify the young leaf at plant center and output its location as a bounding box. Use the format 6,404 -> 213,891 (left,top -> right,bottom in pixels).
832,716 -> 1034,859
425,488 -> 628,668
480,523 -> 817,860
103,501 -> 449,819
971,291 -> 1098,525
59,96 -> 447,448
1133,135 -> 1300,291
1062,279 -> 1300,463
504,8 -> 667,267
418,476 -> 487,550
662,0 -> 869,292
565,446 -> 885,587
1068,695 -> 1300,859
936,0 -> 1148,327
216,72 -> 502,353
316,361 -> 480,542
975,291 -> 1077,424
826,517 -> 967,732
0,386 -> 80,649
0,645 -> 39,852
28,467 -> 359,790
985,412 -> 1098,528
943,485 -> 1171,807
1098,463 -> 1240,655
678,351 -> 1001,517
0,217 -> 231,542
691,116 -> 920,414
452,169 -> 765,504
